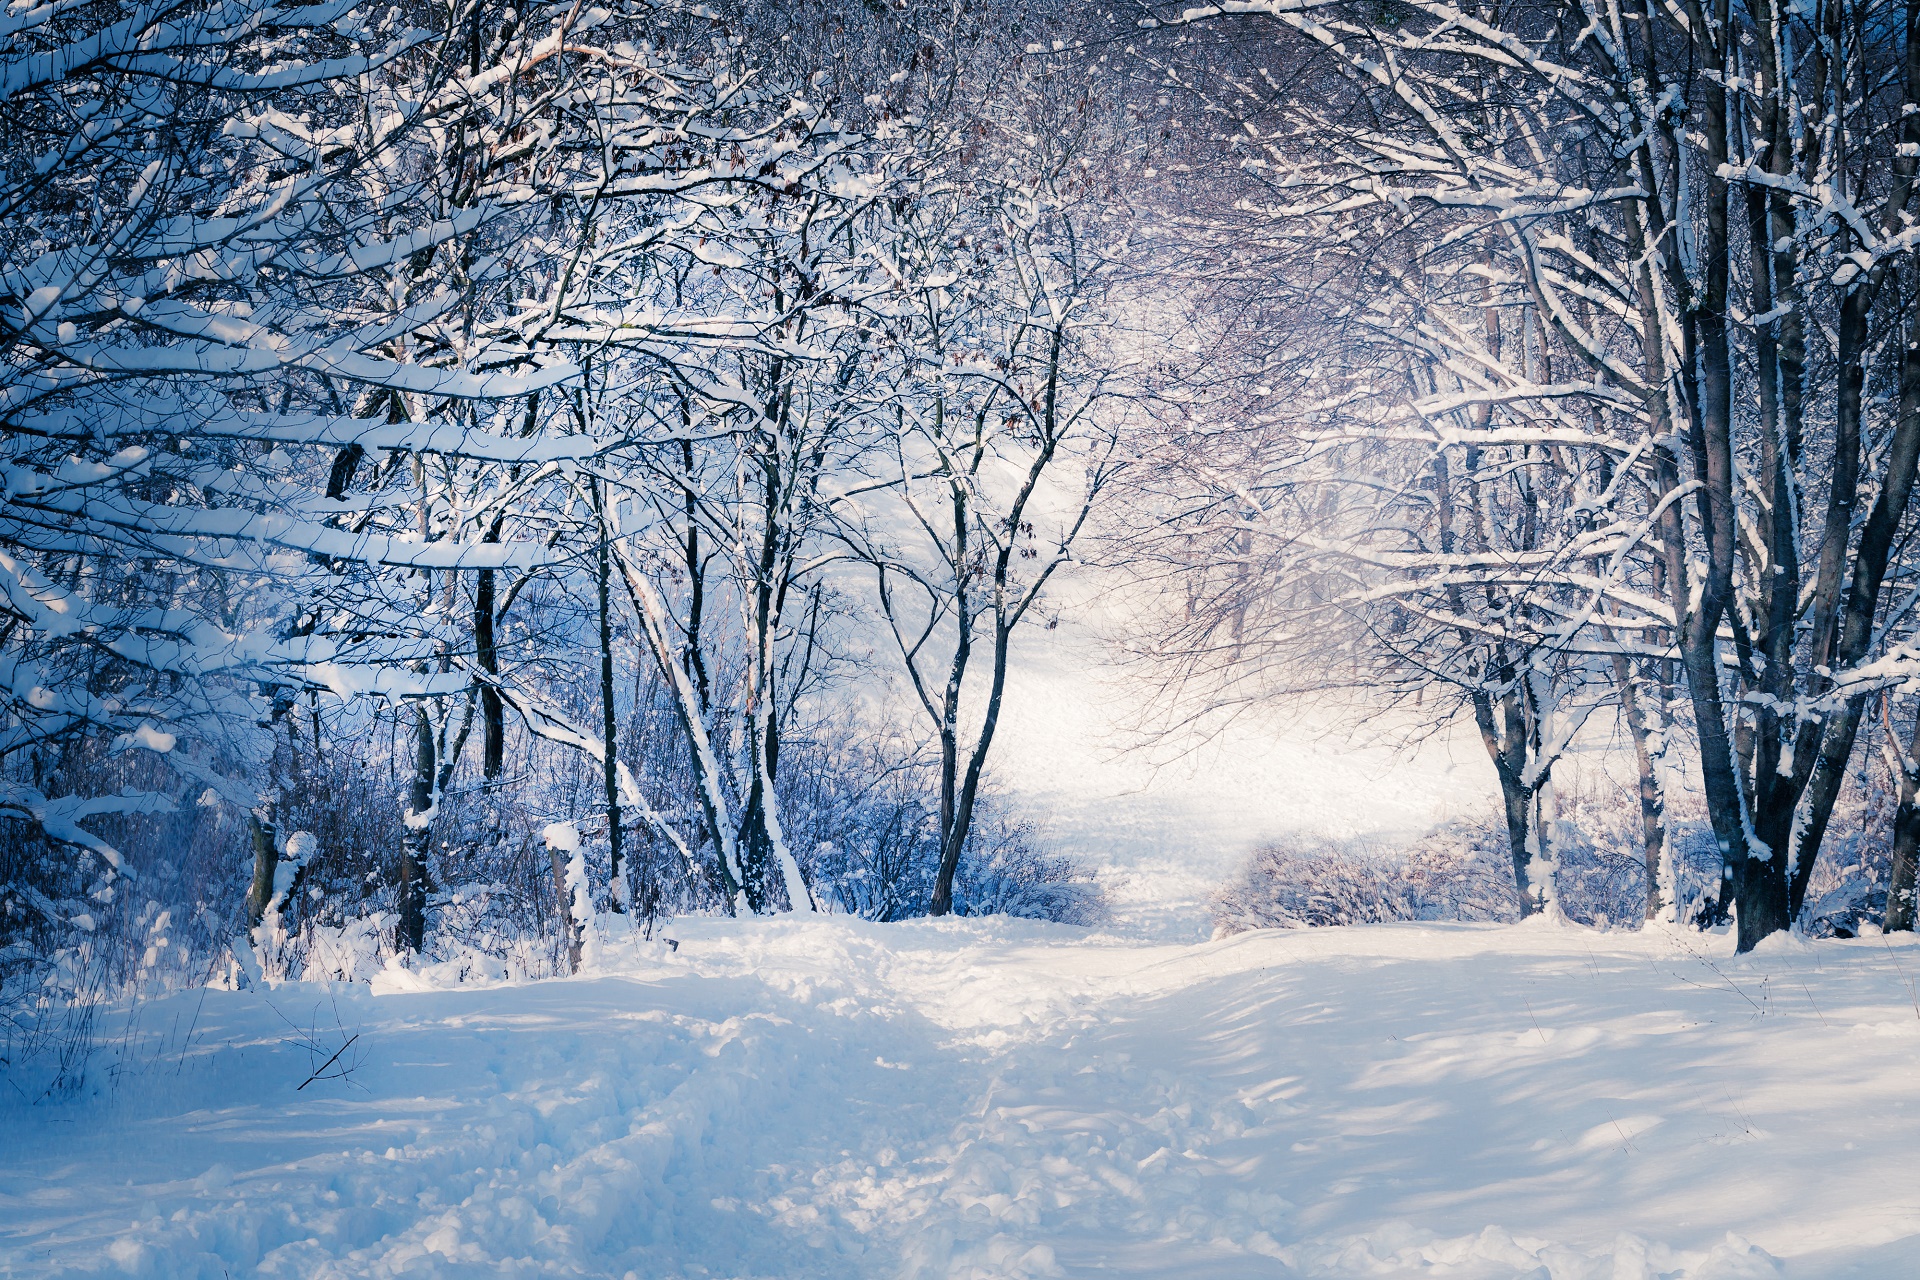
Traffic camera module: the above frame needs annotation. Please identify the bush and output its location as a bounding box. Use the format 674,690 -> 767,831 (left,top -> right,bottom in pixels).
792,749 -> 1104,926
1210,776 -> 1774,937
1213,825 -> 1517,935
3,685 -> 1096,1094
953,802 -> 1105,926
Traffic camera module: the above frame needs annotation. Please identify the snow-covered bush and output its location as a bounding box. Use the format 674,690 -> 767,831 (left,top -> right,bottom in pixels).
1400,821 -> 1529,921
795,775 -> 942,922
952,803 -> 1106,926
789,744 -> 1104,926
1212,779 -> 1778,937
764,716 -> 1104,926
1213,828 -> 1517,935
1,734 -> 254,1089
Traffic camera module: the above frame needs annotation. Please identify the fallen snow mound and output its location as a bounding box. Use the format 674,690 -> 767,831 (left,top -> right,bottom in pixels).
5,917 -> 1918,1278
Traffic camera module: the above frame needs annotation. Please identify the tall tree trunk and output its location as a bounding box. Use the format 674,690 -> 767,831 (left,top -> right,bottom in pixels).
1614,653 -> 1669,920
476,526 -> 504,782
1623,101 -> 1695,916
1885,701 -> 1920,933
928,461 -> 974,918
399,703 -> 433,953
1741,0 -> 1802,887
595,487 -> 623,910
929,324 -> 1077,916
1678,0 -> 1766,949
927,650 -> 968,918
929,619 -> 1012,917
1780,12 -> 1920,917
244,808 -> 279,930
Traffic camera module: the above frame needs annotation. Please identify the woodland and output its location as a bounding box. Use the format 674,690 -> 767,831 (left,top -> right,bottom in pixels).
7,0 -> 1920,1064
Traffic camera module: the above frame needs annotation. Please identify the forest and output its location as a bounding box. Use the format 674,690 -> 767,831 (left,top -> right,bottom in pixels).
7,0 -> 1920,1061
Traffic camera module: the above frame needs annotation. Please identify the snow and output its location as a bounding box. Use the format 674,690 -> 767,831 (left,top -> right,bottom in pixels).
6,917 -> 1920,1278
988,618 -> 1484,940
7,627 -> 1919,1277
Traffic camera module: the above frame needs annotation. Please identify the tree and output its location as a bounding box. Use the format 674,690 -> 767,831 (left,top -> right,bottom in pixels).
1134,0 -> 1920,949
840,94 -> 1132,916
0,0 -> 573,968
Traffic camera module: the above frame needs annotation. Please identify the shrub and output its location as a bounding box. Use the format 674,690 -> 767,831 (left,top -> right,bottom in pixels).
1212,826 -> 1517,935
953,803 -> 1105,926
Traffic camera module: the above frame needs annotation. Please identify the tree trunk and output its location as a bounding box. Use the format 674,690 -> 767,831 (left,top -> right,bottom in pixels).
1888,807 -> 1920,934
928,463 -> 975,918
930,617 -> 1012,918
1679,0 -> 1773,951
1614,654 -> 1668,920
1499,772 -> 1533,916
1886,703 -> 1920,933
399,703 -> 433,953
551,846 -> 581,974
475,554 -> 503,782
1785,257 -> 1920,916
1472,681 -> 1536,916
595,490 -> 624,910
737,763 -> 773,913
1746,0 -> 1920,934
609,535 -> 745,909
244,809 -> 279,930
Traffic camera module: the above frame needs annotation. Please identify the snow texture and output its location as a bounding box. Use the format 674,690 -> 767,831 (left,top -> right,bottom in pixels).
5,917 -> 1918,1278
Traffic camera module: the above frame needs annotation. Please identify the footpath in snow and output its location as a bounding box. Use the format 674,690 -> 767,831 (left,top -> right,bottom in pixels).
4,916 -> 1920,1279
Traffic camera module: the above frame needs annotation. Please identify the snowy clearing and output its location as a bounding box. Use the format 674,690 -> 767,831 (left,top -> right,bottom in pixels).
6,917 -> 1919,1279
987,619 -> 1488,940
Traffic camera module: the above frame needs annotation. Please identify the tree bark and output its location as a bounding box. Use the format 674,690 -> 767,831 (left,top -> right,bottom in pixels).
399,703 -> 433,953
930,618 -> 1013,917
1472,683 -> 1537,917
475,525 -> 504,782
595,486 -> 623,909
1779,13 -> 1920,917
244,809 -> 279,930
1787,299 -> 1920,916
551,847 -> 581,974
927,495 -> 974,916
1675,0 -> 1769,949
1886,701 -> 1920,933
1614,654 -> 1668,920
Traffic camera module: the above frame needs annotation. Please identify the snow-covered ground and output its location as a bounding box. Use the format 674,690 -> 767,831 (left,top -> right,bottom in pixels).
6,918 -> 1919,1278
989,619 -> 1483,938
8,625 -> 1919,1278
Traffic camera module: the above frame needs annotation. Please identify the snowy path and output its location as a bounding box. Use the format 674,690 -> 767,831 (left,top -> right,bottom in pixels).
988,621 -> 1485,939
7,917 -> 1920,1278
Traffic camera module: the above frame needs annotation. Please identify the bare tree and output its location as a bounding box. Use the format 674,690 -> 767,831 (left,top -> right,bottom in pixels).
1132,0 -> 1920,949
839,105 -> 1133,916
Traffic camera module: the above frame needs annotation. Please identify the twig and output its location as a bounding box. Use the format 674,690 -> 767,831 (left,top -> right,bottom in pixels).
1523,997 -> 1549,1042
1663,929 -> 1764,1015
1798,980 -> 1829,1028
1882,935 -> 1920,1022
297,1033 -> 359,1091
